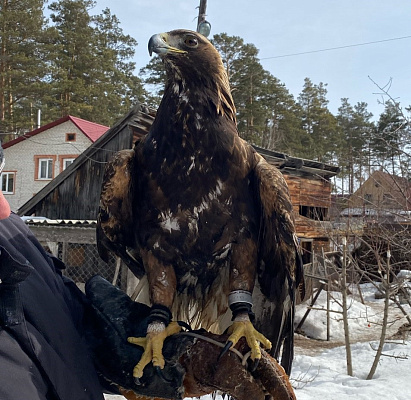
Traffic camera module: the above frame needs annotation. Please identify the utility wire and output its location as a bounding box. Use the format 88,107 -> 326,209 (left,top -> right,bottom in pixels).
260,35 -> 411,60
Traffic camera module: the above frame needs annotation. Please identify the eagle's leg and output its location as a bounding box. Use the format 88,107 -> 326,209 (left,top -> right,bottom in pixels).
221,240 -> 272,362
127,250 -> 180,382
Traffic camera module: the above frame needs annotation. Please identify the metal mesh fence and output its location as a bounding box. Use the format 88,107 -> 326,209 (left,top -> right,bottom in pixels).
59,242 -> 118,285
26,222 -> 129,291
55,241 -> 131,292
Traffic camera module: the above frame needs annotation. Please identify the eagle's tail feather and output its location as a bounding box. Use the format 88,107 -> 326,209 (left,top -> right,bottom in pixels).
278,306 -> 295,375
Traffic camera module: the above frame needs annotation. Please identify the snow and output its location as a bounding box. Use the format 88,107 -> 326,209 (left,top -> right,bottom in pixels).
294,283 -> 406,342
292,341 -> 410,400
105,283 -> 411,400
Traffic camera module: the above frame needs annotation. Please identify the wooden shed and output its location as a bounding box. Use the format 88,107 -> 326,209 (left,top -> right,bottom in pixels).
255,147 -> 339,263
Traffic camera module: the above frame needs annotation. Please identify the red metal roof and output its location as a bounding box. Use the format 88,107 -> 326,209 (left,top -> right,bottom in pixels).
69,116 -> 109,142
3,115 -> 109,148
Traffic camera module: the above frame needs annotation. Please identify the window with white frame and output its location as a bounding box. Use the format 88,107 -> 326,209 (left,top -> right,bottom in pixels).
1,172 -> 15,194
38,158 -> 53,179
63,158 -> 75,170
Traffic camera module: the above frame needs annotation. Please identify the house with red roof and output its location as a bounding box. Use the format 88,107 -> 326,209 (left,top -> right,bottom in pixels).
1,115 -> 108,212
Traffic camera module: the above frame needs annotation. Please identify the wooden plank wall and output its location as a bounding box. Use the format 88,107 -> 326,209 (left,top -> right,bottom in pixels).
285,174 -> 331,209
283,172 -> 333,247
31,126 -> 133,219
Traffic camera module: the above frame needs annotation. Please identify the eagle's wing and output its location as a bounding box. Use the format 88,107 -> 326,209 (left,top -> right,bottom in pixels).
97,148 -> 144,278
251,152 -> 304,375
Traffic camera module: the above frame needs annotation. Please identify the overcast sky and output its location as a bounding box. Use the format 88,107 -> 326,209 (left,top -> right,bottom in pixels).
92,0 -> 411,120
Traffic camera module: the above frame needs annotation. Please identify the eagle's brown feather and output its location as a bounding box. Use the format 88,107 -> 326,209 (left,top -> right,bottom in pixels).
97,148 -> 144,278
97,29 -> 304,375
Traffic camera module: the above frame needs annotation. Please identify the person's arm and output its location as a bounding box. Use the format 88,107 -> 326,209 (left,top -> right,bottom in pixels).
0,246 -> 33,285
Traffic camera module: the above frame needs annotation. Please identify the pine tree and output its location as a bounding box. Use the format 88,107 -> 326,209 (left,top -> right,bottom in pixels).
0,0 -> 49,134
372,101 -> 409,174
46,0 -> 98,119
259,74 -> 306,155
211,33 -> 245,82
46,0 -> 144,125
297,78 -> 340,161
88,7 -> 145,125
212,34 -> 277,144
337,99 -> 374,194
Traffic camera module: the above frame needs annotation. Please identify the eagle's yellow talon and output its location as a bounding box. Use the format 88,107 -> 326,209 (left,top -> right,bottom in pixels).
128,321 -> 181,378
227,320 -> 272,361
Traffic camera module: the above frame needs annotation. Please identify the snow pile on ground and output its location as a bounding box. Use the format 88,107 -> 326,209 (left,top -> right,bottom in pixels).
106,283 -> 411,400
292,282 -> 411,399
294,283 -> 407,341
292,340 -> 410,399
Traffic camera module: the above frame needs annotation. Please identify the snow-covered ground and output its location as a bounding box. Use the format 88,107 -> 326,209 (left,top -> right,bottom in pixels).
106,283 -> 411,400
292,340 -> 410,399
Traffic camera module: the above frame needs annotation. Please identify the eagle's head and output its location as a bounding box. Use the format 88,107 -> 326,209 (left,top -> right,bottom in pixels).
148,29 -> 236,122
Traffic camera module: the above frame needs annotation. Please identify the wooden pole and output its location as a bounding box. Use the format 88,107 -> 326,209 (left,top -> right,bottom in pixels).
326,279 -> 330,341
296,283 -> 324,332
321,247 -> 330,341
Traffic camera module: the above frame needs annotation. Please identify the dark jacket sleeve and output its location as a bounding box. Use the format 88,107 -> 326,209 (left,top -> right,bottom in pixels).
0,236 -> 33,285
0,213 -> 105,400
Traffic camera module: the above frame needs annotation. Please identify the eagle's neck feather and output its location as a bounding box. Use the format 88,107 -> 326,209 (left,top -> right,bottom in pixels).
147,61 -> 238,162
166,68 -> 237,125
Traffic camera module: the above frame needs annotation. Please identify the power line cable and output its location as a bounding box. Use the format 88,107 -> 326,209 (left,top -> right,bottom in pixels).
260,35 -> 411,60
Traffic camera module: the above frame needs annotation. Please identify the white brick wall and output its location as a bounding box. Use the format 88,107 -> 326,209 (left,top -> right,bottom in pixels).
3,121 -> 93,213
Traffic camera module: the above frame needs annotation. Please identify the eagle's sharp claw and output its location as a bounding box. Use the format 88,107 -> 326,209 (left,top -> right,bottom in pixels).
133,376 -> 142,386
249,358 -> 260,372
218,340 -> 233,361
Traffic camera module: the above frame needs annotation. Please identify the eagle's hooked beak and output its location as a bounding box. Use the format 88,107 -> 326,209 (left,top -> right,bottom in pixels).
148,33 -> 187,56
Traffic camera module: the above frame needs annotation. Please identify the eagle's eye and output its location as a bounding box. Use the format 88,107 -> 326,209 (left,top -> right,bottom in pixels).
184,36 -> 198,48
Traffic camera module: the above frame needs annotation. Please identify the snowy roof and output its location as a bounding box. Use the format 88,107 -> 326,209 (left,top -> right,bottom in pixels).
21,217 -> 97,226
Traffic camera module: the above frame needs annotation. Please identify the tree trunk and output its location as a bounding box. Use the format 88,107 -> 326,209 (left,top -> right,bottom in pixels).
367,253 -> 391,380
341,237 -> 353,376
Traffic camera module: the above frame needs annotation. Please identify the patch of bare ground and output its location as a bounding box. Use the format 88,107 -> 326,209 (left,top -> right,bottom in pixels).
294,334 -> 345,356
389,323 -> 411,340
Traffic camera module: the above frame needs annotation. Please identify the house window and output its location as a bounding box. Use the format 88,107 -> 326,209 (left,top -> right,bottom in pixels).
39,159 -> 53,179
59,155 -> 77,172
34,156 -> 56,180
66,133 -> 76,142
63,158 -> 75,170
1,172 -> 15,194
299,205 -> 328,221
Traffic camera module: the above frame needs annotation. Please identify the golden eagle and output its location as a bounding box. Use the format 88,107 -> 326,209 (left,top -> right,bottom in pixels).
97,29 -> 304,381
